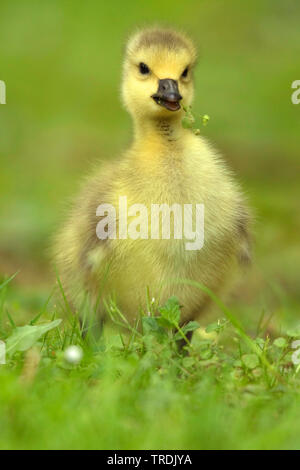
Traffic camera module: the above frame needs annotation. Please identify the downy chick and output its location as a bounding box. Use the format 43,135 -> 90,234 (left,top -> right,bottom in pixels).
53,27 -> 251,329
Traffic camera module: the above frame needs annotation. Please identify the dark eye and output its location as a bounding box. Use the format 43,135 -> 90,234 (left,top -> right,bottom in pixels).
139,62 -> 150,75
182,67 -> 189,78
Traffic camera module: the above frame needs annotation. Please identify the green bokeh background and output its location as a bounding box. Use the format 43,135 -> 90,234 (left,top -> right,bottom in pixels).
0,0 -> 299,325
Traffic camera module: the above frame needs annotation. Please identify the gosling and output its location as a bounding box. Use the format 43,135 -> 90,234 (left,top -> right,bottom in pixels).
53,27 -> 251,331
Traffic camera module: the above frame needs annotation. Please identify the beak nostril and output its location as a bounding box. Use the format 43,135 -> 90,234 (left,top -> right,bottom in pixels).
152,78 -> 182,110
155,78 -> 181,100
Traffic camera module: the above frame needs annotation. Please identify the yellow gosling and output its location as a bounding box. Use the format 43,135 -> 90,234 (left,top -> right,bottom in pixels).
53,27 -> 251,330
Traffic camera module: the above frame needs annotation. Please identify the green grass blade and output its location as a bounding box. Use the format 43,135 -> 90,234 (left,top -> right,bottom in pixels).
0,271 -> 19,291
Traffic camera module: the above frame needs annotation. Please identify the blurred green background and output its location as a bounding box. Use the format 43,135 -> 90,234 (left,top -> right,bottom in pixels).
0,0 -> 299,327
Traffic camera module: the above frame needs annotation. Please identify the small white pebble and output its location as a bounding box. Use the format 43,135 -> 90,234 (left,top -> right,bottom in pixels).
64,345 -> 83,365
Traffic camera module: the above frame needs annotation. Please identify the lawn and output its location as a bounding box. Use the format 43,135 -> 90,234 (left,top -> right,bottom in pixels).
2,279 -> 300,450
0,0 -> 299,450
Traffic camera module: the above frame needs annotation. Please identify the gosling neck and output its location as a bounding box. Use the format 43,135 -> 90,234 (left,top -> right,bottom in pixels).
132,114 -> 186,150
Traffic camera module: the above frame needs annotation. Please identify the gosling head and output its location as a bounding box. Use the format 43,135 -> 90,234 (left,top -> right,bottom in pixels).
122,28 -> 197,122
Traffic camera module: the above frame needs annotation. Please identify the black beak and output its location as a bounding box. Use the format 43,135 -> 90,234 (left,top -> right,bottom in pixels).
152,79 -> 182,111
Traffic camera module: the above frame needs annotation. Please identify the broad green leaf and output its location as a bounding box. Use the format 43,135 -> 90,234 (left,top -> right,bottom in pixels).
182,321 -> 200,334
273,337 -> 287,348
142,317 -> 166,336
205,321 -> 222,333
242,353 -> 259,369
6,319 -> 62,356
182,356 -> 196,368
157,316 -> 174,330
286,326 -> 300,338
174,321 -> 200,340
159,296 -> 181,326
